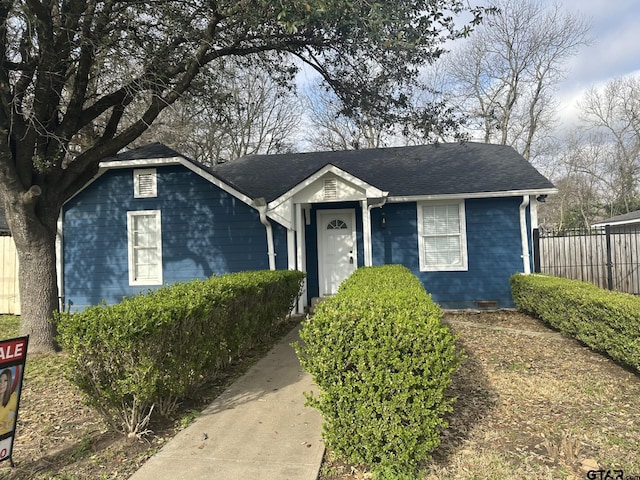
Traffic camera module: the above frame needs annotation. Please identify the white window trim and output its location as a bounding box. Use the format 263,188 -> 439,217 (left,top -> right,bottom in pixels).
127,210 -> 163,286
134,168 -> 157,198
417,200 -> 468,272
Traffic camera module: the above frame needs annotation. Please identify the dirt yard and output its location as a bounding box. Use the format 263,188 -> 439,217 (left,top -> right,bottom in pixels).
319,311 -> 640,479
0,316 -> 302,480
1,311 -> 639,479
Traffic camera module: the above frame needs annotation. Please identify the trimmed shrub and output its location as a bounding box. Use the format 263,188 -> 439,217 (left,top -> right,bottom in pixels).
295,265 -> 461,479
56,270 -> 304,435
510,273 -> 640,372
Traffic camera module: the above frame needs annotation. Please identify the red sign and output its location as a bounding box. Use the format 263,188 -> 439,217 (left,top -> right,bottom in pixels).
0,336 -> 28,466
0,339 -> 26,362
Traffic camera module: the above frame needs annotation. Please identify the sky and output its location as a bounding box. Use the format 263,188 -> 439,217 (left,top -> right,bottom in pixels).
550,0 -> 640,124
295,0 -> 640,147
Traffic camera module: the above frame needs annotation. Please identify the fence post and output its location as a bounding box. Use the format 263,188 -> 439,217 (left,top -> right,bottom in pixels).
533,228 -> 541,273
605,224 -> 613,290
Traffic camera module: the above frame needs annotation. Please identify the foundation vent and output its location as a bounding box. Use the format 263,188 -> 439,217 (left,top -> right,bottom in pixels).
476,300 -> 498,309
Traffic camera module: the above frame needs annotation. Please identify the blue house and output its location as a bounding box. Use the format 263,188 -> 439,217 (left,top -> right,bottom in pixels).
60,142 -> 556,311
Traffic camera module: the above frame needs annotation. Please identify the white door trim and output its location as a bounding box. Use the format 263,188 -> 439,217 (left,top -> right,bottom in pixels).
317,208 -> 357,296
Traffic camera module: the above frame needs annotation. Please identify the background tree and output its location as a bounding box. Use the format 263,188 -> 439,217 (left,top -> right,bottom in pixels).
0,0 -> 488,352
442,0 -> 589,162
303,77 -> 468,151
540,75 -> 640,228
539,135 -> 606,229
577,76 -> 640,216
138,61 -> 303,164
303,83 -> 403,151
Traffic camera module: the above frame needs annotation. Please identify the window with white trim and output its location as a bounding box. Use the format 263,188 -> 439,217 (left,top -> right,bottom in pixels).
127,210 -> 163,285
134,168 -> 157,198
418,201 -> 468,271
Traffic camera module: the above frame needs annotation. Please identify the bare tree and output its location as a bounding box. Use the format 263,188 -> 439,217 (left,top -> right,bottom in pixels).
577,76 -> 640,215
543,78 -> 640,228
303,84 -> 391,151
139,62 -> 303,164
303,76 -> 468,151
443,0 -> 590,161
540,134 -> 608,228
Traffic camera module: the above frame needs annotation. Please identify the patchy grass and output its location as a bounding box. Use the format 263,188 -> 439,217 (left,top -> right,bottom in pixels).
4,311 -> 640,479
0,315 -> 19,339
0,315 -> 303,479
319,311 -> 640,480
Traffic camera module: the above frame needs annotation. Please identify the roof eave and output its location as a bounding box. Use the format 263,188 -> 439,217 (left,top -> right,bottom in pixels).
65,156 -> 257,209
386,187 -> 558,203
592,218 -> 640,228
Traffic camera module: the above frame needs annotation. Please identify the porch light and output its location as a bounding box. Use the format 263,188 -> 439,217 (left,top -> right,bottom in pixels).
380,212 -> 387,229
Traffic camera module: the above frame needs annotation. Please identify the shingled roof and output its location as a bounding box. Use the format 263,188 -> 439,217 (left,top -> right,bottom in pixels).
592,209 -> 640,227
110,142 -> 555,202
212,142 -> 555,202
109,142 -> 190,161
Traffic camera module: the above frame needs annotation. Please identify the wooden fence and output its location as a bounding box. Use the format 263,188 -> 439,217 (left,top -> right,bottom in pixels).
533,226 -> 640,295
0,235 -> 20,315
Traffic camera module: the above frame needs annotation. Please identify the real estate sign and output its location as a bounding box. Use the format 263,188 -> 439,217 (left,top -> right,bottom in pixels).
0,336 -> 28,466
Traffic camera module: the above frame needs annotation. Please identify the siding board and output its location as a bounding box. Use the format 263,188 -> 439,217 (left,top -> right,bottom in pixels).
371,197 -> 525,309
64,165 -> 285,310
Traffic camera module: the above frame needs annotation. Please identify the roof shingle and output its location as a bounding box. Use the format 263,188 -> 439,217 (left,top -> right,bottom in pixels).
212,142 -> 555,202
111,142 -> 555,202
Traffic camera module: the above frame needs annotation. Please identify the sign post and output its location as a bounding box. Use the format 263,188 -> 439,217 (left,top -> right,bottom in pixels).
0,336 -> 28,467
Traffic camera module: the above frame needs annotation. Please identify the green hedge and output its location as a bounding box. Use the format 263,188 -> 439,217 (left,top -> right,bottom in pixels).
295,265 -> 461,479
56,270 -> 304,435
510,273 -> 640,372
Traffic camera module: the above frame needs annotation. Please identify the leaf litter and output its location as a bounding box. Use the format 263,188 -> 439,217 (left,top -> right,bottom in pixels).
319,310 -> 640,480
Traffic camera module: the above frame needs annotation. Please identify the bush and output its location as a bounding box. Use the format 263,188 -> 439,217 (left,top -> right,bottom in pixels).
510,273 -> 640,372
295,265 -> 461,479
56,270 -> 304,435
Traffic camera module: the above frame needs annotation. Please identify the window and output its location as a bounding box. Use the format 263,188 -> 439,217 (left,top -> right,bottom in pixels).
418,201 -> 468,271
134,169 -> 157,198
327,219 -> 348,230
127,210 -> 163,285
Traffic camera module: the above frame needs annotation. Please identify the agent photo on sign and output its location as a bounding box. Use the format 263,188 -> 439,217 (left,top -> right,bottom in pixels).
0,368 -> 17,436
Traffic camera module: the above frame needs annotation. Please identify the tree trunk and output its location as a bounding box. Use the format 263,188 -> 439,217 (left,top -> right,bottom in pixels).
4,195 -> 60,354
16,232 -> 59,353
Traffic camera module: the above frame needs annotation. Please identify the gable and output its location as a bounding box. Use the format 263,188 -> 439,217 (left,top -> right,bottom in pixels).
213,142 -> 556,202
89,142 -> 556,213
63,164 -> 289,310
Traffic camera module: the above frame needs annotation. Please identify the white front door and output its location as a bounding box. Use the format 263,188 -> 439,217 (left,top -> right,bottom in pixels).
317,209 -> 357,296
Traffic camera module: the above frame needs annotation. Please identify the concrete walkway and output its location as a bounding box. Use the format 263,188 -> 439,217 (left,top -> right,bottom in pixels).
129,324 -> 324,480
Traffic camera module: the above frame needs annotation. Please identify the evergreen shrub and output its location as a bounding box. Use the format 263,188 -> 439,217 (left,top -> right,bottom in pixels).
510,273 -> 640,372
56,270 -> 304,435
295,265 -> 461,479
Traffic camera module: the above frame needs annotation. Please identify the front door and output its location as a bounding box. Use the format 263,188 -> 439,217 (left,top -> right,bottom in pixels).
317,209 -> 357,296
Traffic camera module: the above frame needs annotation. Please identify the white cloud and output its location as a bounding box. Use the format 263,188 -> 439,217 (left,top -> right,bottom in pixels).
549,0 -> 640,129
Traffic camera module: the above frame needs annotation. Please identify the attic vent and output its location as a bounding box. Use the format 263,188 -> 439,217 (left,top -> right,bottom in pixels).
323,178 -> 338,199
134,169 -> 157,198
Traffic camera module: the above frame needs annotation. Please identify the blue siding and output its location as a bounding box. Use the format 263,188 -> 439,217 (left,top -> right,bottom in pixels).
63,165 -> 287,310
371,197 -> 526,309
